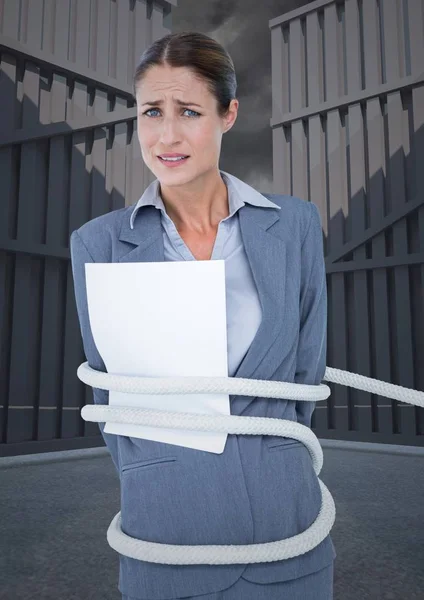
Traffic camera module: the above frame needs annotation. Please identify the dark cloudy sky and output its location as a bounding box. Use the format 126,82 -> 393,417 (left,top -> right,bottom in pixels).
171,0 -> 313,194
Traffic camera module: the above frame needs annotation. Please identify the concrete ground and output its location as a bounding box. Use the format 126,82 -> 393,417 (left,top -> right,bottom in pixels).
1,440 -> 423,600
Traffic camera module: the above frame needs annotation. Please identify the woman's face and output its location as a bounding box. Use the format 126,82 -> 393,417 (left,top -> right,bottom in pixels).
135,65 -> 238,186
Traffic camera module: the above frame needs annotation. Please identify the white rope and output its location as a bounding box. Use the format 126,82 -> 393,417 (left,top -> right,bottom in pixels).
77,362 -> 424,407
77,363 -> 331,400
323,366 -> 424,407
77,361 -> 423,565
105,482 -> 335,565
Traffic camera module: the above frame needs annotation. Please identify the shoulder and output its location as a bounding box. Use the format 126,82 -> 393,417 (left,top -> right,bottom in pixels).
70,205 -> 132,260
73,205 -> 130,239
261,192 -> 319,243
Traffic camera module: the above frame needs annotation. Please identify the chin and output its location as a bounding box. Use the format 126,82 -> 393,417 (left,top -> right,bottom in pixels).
155,167 -> 197,183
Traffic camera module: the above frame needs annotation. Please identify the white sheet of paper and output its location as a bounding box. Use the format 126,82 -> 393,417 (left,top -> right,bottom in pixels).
85,260 -> 229,453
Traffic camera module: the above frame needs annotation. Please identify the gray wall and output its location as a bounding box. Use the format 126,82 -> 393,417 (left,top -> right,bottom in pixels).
0,0 -> 423,456
270,0 -> 424,445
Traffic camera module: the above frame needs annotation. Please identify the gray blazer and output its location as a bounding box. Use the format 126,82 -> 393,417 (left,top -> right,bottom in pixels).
70,193 -> 336,599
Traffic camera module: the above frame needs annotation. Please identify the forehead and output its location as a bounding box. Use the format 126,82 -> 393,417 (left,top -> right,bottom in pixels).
136,65 -> 210,99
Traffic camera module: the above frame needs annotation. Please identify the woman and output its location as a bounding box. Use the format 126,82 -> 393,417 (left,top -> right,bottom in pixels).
70,32 -> 336,600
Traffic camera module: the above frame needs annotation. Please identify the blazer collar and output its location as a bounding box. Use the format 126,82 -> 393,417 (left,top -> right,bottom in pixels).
128,170 -> 281,230
118,172 -> 287,413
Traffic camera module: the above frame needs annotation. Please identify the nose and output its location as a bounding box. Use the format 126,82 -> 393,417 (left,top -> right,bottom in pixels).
159,116 -> 182,146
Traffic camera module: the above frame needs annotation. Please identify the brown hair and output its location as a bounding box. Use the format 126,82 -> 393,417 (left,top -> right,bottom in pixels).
133,31 -> 237,118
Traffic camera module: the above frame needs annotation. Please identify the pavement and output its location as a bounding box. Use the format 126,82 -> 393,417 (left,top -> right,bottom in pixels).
1,440 -> 423,600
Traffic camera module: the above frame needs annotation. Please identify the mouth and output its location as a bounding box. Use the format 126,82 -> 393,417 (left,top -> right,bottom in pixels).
158,155 -> 190,167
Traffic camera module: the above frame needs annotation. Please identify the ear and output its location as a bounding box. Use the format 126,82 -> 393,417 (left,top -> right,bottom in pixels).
223,98 -> 239,132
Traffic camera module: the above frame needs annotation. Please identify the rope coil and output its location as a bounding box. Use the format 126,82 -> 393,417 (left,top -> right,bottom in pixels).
78,362 -> 423,565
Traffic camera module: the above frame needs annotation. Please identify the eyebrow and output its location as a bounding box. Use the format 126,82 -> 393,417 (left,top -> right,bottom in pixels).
140,99 -> 203,108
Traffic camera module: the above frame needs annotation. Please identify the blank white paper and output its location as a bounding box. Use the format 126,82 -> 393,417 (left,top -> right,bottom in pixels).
85,260 -> 230,453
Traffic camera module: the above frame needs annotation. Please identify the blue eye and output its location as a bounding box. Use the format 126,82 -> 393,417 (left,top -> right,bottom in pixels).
184,109 -> 200,117
143,108 -> 200,118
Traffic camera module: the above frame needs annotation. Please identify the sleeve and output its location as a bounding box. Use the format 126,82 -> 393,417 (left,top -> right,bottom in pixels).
69,230 -> 121,476
294,202 -> 328,429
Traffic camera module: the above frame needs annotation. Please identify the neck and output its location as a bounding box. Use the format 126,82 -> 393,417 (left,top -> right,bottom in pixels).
159,169 -> 230,234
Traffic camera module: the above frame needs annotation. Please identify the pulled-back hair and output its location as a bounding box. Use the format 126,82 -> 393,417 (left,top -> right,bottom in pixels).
133,31 -> 237,118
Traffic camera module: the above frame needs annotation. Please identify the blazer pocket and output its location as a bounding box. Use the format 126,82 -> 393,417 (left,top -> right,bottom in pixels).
267,438 -> 304,452
121,456 -> 177,474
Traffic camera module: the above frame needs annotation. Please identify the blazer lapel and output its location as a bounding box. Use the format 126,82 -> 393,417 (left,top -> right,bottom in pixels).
231,205 -> 286,413
118,206 -> 165,263
118,202 -> 287,415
